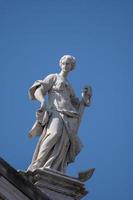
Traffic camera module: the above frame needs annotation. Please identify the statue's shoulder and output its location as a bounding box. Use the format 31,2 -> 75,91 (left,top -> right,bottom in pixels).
29,73 -> 57,100
43,73 -> 58,81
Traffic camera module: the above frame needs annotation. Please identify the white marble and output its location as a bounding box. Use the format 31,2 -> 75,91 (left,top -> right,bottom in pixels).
27,55 -> 92,173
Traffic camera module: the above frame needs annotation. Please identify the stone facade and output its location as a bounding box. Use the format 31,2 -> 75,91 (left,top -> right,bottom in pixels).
31,168 -> 88,200
0,157 -> 50,200
0,158 -> 94,200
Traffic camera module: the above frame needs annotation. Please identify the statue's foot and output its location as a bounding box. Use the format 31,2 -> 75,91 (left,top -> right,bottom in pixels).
17,170 -> 34,183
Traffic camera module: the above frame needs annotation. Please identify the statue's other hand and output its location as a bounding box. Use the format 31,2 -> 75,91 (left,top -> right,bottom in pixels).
82,85 -> 92,106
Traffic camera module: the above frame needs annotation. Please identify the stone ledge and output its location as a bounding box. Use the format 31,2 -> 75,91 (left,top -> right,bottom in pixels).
31,168 -> 88,200
0,158 -> 93,200
0,157 -> 50,200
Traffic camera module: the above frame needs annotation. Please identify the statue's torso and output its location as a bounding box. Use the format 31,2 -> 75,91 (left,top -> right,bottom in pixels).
48,74 -> 78,115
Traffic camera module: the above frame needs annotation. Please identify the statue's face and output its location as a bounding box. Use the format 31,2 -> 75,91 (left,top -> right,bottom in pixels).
61,58 -> 72,72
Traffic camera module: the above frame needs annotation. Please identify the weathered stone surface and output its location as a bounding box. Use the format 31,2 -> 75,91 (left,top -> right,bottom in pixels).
0,176 -> 30,200
78,168 -> 95,182
31,168 -> 88,200
0,157 -> 50,200
0,158 -> 94,200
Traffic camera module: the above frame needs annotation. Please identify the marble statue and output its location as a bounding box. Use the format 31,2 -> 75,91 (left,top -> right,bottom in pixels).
27,55 -> 92,173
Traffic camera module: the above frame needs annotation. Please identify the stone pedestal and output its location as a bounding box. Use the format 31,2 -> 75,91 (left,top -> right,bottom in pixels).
0,158 -> 94,200
31,168 -> 88,200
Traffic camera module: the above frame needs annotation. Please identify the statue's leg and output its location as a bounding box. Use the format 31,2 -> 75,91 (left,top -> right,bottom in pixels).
44,125 -> 70,172
28,112 -> 64,171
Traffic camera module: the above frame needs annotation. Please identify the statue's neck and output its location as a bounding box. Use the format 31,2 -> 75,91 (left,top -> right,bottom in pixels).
59,70 -> 69,79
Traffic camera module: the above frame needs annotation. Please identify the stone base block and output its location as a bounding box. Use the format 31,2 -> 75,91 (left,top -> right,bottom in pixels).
32,168 -> 88,200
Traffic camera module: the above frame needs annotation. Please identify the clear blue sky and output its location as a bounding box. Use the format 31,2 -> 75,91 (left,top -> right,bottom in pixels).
0,0 -> 133,199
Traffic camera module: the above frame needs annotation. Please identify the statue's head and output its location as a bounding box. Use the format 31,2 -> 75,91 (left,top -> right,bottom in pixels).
59,55 -> 76,71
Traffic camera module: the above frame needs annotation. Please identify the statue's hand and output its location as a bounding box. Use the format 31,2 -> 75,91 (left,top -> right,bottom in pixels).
38,100 -> 46,112
36,102 -> 49,126
82,85 -> 92,106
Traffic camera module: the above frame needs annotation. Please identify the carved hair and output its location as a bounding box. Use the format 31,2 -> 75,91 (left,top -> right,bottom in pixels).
59,55 -> 76,70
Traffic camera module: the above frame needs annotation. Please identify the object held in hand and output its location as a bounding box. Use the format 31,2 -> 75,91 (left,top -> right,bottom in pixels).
84,85 -> 92,96
82,85 -> 92,106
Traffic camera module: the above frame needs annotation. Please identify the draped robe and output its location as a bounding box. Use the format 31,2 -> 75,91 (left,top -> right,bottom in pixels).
27,73 -> 86,173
